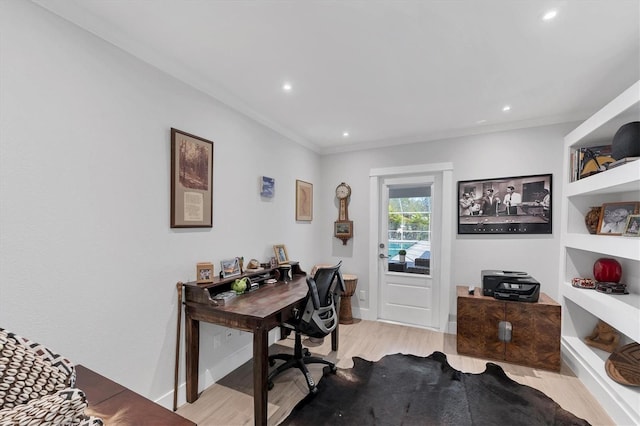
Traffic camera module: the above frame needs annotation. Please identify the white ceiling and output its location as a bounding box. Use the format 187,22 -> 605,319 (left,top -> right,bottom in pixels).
33,0 -> 640,154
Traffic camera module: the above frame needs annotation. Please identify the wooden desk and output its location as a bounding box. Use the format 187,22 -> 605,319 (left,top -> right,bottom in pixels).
76,365 -> 195,425
183,273 -> 339,426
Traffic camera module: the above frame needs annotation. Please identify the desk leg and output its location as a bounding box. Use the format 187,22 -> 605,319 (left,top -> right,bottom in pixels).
253,327 -> 268,426
185,314 -> 199,403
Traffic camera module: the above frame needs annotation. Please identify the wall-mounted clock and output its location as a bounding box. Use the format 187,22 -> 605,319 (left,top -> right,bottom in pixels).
334,182 -> 353,245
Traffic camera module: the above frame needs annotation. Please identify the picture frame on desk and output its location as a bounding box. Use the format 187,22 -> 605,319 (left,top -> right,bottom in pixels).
196,262 -> 214,283
220,258 -> 241,278
597,202 -> 639,235
170,128 -> 214,228
273,244 -> 289,265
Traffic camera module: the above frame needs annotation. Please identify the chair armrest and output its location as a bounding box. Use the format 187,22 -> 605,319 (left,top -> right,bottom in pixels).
0,387 -> 102,425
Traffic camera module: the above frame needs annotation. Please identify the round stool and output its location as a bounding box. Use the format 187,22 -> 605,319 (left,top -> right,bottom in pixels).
339,274 -> 358,324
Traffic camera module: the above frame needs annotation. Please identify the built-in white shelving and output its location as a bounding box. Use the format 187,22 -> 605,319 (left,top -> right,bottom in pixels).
560,81 -> 640,426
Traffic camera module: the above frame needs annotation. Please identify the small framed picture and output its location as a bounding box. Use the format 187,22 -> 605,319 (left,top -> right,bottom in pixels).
597,202 -> 640,235
295,180 -> 313,221
196,262 -> 214,284
220,258 -> 241,278
623,214 -> 640,237
261,176 -> 275,198
273,244 -> 289,265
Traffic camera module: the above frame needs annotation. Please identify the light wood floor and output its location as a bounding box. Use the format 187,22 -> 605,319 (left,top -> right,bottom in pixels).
176,319 -> 614,426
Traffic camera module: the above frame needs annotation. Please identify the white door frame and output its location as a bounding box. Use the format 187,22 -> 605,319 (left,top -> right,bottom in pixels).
368,162 -> 453,333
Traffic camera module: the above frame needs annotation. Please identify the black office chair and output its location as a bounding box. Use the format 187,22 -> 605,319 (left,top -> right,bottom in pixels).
267,262 -> 345,394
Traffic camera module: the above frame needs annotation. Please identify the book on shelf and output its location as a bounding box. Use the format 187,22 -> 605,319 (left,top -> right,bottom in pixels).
608,156 -> 639,169
577,144 -> 614,180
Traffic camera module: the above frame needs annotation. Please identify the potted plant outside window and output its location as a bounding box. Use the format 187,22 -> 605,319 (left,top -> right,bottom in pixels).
398,249 -> 406,263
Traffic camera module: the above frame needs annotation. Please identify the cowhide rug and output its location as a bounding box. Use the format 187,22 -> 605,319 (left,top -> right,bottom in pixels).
280,352 -> 590,426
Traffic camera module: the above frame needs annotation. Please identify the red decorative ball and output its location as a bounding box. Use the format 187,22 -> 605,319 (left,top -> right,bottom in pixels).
593,258 -> 622,283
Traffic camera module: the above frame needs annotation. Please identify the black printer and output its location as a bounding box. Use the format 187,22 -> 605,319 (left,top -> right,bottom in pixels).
481,270 -> 540,302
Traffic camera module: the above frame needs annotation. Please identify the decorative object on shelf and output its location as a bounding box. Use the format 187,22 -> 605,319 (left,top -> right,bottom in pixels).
398,249 -> 406,263
571,277 -> 596,289
584,320 -> 620,352
246,258 -> 260,269
196,262 -> 214,284
278,264 -> 292,282
260,176 -> 275,198
231,277 -> 250,294
593,258 -> 622,283
334,182 -> 353,245
595,281 -> 629,295
273,244 -> 289,265
295,179 -> 313,221
457,173 -> 552,234
611,121 -> 640,160
605,342 -> 640,387
596,202 -> 640,235
623,214 -> 640,237
584,206 -> 602,234
170,128 -> 214,228
220,257 -> 241,278
212,291 -> 236,305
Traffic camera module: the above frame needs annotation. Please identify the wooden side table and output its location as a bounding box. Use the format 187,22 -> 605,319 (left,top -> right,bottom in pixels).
456,285 -> 561,371
339,274 -> 358,324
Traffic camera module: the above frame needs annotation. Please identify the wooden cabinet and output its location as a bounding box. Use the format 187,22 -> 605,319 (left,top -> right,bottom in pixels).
456,286 -> 561,371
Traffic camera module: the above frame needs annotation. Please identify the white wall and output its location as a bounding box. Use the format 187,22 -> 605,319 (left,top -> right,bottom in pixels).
0,0 -> 578,409
0,1 -> 321,406
319,123 -> 574,321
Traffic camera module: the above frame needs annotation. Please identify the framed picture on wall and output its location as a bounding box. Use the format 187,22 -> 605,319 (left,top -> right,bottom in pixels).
295,180 -> 313,221
170,128 -> 214,228
457,173 -> 552,234
261,176 -> 275,197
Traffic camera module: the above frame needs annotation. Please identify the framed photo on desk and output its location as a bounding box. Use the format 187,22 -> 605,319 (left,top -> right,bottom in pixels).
221,258 -> 241,278
273,244 -> 289,265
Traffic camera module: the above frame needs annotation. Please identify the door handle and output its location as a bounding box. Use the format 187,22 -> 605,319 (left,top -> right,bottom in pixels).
379,253 -> 388,259
498,321 -> 512,342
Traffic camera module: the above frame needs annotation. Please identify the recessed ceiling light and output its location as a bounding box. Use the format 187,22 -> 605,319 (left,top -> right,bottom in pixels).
282,82 -> 292,92
542,10 -> 557,21
502,105 -> 511,112
342,131 -> 350,137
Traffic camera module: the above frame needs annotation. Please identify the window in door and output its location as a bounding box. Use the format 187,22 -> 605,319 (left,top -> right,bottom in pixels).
387,185 -> 431,275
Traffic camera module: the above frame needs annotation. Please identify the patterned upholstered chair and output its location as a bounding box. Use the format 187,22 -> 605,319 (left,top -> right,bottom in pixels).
0,328 -> 103,426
